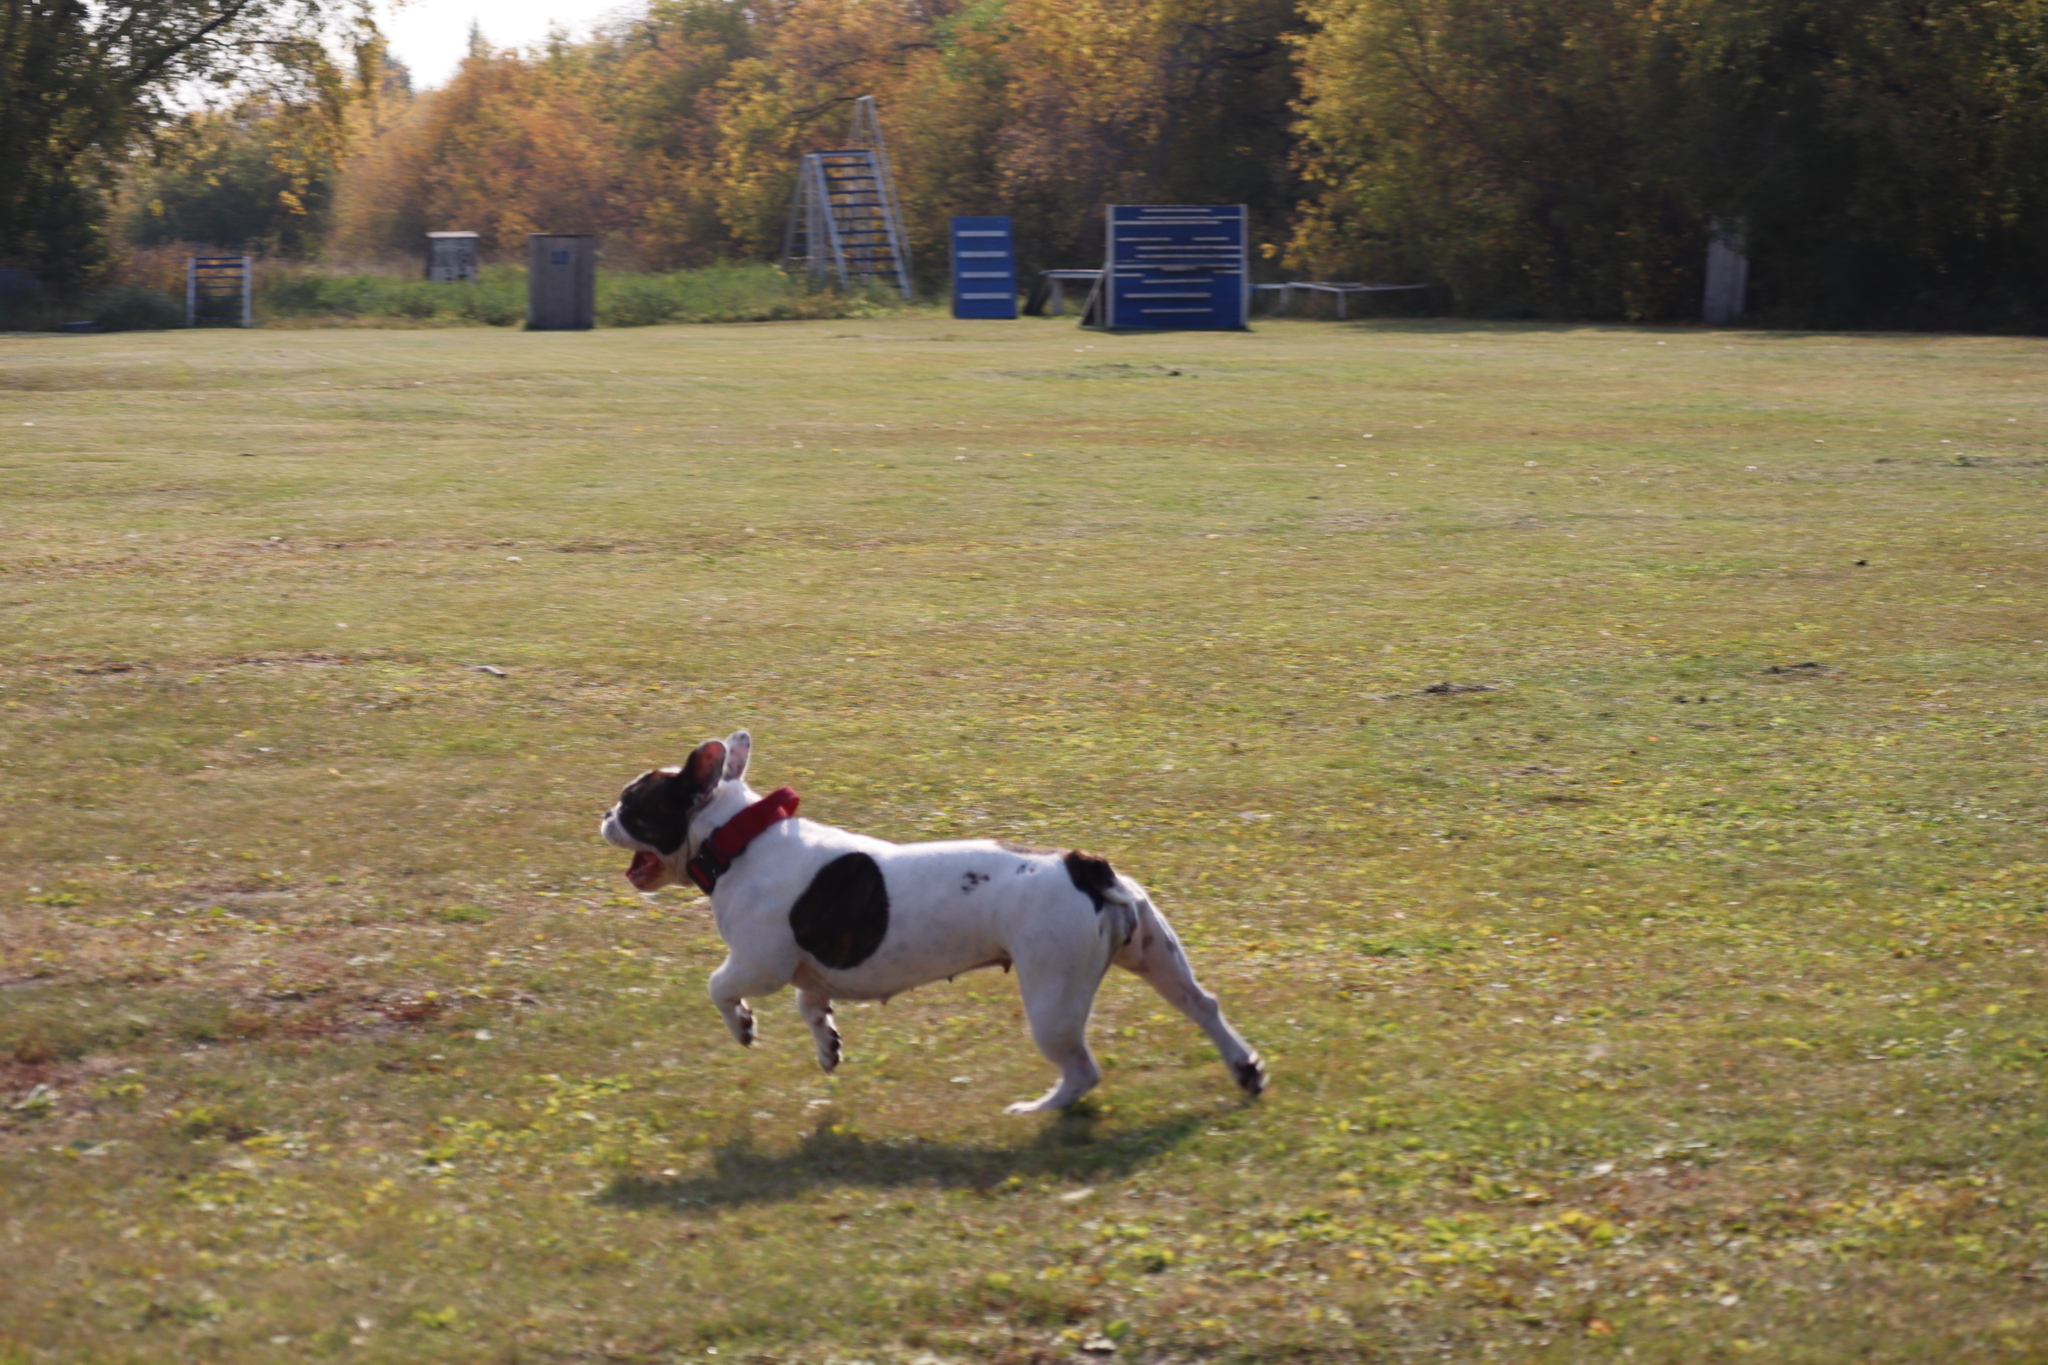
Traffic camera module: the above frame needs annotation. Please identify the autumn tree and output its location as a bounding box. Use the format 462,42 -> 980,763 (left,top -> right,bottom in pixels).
975,0 -> 1303,268
319,0 -> 2048,325
596,0 -> 760,268
330,0 -> 1304,282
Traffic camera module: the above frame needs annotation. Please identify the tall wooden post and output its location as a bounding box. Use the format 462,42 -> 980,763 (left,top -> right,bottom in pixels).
1703,219 -> 1749,325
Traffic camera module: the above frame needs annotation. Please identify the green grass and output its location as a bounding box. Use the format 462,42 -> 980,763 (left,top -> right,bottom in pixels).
1,315 -> 2045,1364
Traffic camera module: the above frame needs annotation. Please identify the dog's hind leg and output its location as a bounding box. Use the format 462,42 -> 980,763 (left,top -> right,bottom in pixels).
795,986 -> 841,1073
1006,970 -> 1106,1114
708,955 -> 789,1048
1114,885 -> 1267,1096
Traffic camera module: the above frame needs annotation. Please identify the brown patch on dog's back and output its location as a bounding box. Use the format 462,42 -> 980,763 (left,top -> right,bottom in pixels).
1063,850 -> 1117,912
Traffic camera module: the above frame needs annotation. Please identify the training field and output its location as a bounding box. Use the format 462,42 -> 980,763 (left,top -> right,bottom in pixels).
2,315 -> 2044,1363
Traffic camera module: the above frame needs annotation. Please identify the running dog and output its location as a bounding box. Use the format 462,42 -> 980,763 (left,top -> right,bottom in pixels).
599,731 -> 1266,1113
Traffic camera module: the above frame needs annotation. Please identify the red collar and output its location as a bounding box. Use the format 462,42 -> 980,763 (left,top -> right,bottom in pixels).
685,787 -> 800,893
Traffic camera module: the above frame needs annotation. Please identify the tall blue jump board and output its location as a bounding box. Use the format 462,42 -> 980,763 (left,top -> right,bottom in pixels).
950,217 -> 1017,319
1104,205 -> 1248,330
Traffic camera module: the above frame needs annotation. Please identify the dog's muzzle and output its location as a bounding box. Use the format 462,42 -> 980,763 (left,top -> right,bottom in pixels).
601,810 -> 675,891
626,851 -> 672,891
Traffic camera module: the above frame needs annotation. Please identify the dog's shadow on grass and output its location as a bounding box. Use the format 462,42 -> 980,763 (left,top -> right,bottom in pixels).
600,1101 -> 1238,1212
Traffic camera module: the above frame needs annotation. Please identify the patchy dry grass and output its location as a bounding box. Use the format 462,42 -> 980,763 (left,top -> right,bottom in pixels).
1,315 -> 2044,1364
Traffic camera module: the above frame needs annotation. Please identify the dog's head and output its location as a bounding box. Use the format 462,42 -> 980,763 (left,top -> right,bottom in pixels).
599,730 -> 752,891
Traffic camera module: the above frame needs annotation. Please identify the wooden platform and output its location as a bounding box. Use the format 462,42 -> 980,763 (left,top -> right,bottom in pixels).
1255,281 -> 1428,319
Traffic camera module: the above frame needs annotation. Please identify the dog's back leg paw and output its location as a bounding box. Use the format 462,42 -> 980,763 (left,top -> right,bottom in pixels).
1007,972 -> 1104,1114
1005,1078 -> 1096,1115
796,987 -> 841,1073
1115,892 -> 1265,1098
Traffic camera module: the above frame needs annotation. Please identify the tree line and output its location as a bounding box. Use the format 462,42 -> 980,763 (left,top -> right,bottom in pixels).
11,0 -> 2048,326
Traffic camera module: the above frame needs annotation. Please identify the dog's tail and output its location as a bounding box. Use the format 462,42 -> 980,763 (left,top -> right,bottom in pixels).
1105,874 -> 1166,969
1098,874 -> 1142,960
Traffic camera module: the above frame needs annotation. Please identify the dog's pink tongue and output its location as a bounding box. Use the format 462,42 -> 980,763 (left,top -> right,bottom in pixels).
626,851 -> 662,890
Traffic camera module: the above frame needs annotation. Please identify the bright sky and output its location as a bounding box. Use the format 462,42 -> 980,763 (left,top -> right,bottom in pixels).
381,0 -> 635,89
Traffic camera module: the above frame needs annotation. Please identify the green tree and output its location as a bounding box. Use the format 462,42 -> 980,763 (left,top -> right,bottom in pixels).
1290,0 -> 1707,319
1699,0 -> 2048,327
1290,0 -> 2048,325
0,0 -> 380,288
126,105 -> 339,254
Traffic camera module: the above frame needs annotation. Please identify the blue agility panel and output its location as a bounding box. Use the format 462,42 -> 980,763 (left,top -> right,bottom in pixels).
1103,205 -> 1248,330
950,216 -> 1018,319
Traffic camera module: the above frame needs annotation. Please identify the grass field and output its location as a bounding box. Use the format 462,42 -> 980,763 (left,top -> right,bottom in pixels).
2,314 -> 2045,1364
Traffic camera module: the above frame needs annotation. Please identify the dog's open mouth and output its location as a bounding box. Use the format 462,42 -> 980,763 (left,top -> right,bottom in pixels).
626,850 -> 665,890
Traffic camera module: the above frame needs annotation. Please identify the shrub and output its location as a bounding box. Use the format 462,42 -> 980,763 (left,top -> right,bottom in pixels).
595,263 -> 901,326
255,264 -> 523,326
88,285 -> 186,331
252,261 -> 903,327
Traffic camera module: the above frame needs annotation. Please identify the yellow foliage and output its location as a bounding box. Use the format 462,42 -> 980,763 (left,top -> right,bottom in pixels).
329,0 -> 1303,272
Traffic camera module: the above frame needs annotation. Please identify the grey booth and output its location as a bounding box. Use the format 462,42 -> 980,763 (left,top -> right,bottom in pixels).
526,234 -> 596,331
425,231 -> 481,283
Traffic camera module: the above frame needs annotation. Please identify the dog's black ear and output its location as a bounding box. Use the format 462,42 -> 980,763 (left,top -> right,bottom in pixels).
723,730 -> 751,782
617,766 -> 701,854
682,739 -> 728,792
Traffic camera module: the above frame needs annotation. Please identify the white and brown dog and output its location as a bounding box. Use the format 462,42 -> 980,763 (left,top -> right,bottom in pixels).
599,731 -> 1266,1113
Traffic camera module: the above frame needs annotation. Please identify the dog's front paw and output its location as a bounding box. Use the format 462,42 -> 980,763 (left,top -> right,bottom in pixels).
815,1026 -> 841,1074
1234,1053 -> 1268,1097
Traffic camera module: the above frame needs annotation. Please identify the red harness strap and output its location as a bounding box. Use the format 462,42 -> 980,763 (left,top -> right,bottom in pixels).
685,787 -> 801,894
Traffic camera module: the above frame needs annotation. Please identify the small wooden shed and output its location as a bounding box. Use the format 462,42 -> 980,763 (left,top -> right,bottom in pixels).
425,232 -> 481,283
526,234 -> 597,331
